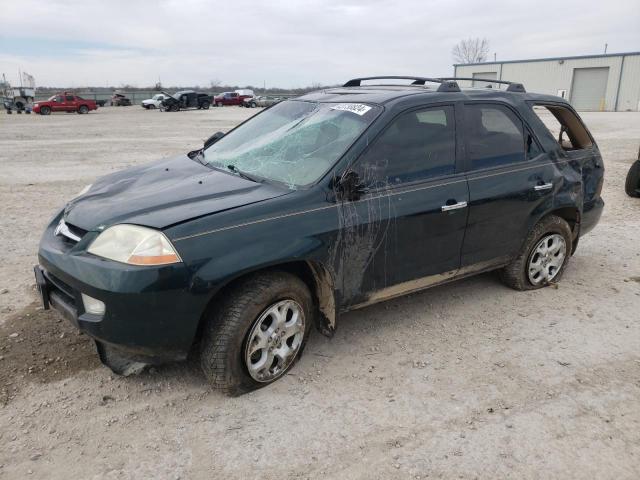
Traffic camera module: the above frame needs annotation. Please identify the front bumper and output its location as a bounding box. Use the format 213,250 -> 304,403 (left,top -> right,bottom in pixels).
36,213 -> 209,362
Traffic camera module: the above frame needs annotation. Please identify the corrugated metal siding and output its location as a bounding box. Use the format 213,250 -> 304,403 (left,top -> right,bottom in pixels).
454,53 -> 639,111
617,55 -> 640,111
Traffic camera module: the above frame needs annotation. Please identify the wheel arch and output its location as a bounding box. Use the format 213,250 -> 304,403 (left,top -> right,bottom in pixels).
535,205 -> 581,254
193,260 -> 337,349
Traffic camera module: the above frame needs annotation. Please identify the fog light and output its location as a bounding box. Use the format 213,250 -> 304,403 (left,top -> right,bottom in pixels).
82,293 -> 105,315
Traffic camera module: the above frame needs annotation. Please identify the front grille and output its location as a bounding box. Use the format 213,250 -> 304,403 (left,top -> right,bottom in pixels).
64,222 -> 87,242
54,219 -> 87,247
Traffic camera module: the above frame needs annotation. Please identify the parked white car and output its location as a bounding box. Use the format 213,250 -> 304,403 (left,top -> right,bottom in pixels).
141,94 -> 168,109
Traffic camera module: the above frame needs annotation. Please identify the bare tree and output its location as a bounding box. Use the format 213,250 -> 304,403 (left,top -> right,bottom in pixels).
209,79 -> 221,89
452,38 -> 489,64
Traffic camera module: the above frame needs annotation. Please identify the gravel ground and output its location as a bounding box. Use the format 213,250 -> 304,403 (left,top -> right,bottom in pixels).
0,106 -> 639,479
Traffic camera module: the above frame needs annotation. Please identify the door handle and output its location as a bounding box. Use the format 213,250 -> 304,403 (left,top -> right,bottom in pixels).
534,182 -> 553,191
441,201 -> 467,212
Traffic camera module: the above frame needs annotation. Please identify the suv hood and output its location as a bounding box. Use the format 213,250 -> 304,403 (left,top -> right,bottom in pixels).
64,155 -> 290,231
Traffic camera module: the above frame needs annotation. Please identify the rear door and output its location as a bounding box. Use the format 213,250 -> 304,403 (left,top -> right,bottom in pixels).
342,103 -> 469,305
65,95 -> 77,112
460,102 -> 558,269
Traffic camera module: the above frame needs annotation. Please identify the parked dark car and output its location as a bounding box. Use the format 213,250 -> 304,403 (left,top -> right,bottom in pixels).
625,146 -> 640,197
161,90 -> 212,111
35,76 -> 604,395
111,93 -> 132,106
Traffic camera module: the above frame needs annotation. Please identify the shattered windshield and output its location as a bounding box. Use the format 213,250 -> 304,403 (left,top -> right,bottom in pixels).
202,100 -> 381,188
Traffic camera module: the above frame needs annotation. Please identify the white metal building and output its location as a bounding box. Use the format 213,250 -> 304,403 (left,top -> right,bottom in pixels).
453,52 -> 640,111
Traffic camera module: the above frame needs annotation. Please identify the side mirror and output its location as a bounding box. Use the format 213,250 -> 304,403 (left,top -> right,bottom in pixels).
204,131 -> 225,149
335,170 -> 368,201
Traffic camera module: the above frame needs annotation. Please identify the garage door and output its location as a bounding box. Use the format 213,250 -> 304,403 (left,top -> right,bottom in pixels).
570,67 -> 609,111
472,71 -> 498,87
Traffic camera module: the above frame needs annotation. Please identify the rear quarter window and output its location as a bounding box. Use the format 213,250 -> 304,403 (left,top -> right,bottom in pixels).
531,104 -> 593,151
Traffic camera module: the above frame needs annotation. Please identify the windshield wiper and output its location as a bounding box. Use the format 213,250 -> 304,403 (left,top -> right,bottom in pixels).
226,164 -> 264,183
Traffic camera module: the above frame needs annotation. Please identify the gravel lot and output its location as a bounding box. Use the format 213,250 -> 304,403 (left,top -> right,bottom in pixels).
1,106 -> 639,479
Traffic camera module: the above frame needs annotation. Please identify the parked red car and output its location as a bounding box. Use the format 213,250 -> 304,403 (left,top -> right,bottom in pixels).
213,92 -> 241,107
213,91 -> 254,107
33,93 -> 98,115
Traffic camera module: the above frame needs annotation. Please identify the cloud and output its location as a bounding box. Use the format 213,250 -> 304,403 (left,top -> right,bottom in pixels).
1,0 -> 638,87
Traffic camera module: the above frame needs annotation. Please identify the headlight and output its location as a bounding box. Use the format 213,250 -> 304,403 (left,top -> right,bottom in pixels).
76,184 -> 92,198
87,224 -> 181,266
34,103 -> 39,107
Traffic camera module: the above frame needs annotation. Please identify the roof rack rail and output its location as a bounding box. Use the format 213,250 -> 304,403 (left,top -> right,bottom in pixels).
437,77 -> 526,93
343,76 -> 460,92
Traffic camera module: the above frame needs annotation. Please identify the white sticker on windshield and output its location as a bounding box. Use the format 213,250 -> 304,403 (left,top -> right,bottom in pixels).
330,103 -> 372,116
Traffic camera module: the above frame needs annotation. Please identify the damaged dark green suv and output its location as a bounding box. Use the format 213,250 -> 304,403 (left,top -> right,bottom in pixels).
35,76 -> 604,395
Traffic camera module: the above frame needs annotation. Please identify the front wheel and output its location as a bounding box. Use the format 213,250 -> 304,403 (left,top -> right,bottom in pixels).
500,215 -> 572,290
201,101 -> 210,110
200,271 -> 313,396
625,160 -> 640,197
40,106 -> 51,115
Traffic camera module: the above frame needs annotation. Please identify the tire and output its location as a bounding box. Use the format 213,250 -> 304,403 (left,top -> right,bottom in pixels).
250,102 -> 257,108
500,215 -> 573,290
40,106 -> 51,115
625,160 -> 640,197
200,271 -> 313,396
78,105 -> 89,114
201,101 -> 210,110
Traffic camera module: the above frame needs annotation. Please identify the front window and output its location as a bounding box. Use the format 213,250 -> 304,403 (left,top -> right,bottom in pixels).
202,100 -> 381,188
354,105 -> 456,188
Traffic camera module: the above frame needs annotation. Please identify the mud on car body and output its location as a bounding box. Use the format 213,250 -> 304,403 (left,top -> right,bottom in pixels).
35,76 -> 604,395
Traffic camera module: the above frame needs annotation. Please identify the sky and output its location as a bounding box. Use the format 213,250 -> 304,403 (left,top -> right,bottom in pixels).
1,0 -> 639,89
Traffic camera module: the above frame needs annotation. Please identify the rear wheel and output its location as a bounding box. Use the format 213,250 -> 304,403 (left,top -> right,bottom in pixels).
625,160 -> 640,197
40,106 -> 51,115
500,215 -> 572,290
200,271 -> 313,396
78,105 -> 89,114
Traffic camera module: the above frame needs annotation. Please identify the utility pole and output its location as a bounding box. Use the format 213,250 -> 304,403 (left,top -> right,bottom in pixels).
604,43 -> 608,54
493,52 -> 496,62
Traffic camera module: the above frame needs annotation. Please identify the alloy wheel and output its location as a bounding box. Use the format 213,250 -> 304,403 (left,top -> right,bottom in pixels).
527,233 -> 567,285
244,299 -> 305,382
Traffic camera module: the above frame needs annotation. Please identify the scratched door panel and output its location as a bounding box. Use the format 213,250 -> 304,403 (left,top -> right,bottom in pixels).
337,176 -> 469,307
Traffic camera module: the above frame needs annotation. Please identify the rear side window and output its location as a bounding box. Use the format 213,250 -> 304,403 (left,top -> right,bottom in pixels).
355,105 -> 456,187
65,95 -> 74,101
531,104 -> 593,151
466,104 -> 525,170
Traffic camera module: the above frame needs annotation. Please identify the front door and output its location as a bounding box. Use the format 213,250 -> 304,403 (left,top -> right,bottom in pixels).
338,104 -> 469,307
51,95 -> 65,112
460,102 -> 557,270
